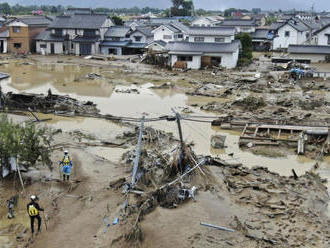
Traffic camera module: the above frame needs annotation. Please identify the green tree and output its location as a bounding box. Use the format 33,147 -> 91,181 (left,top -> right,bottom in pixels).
0,114 -> 53,174
235,33 -> 253,66
0,3 -> 11,15
170,0 -> 194,16
111,15 -> 123,25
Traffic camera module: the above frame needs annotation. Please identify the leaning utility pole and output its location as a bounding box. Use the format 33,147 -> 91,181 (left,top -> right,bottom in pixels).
131,116 -> 145,188
171,109 -> 185,174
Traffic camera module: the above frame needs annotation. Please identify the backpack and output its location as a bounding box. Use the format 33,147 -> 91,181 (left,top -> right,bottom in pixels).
28,204 -> 39,217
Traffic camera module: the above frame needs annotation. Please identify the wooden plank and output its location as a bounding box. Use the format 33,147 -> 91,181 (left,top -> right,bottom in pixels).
254,127 -> 259,137
277,129 -> 281,138
241,124 -> 248,136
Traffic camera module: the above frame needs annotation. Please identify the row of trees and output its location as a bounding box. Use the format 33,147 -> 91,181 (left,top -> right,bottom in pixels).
0,115 -> 53,174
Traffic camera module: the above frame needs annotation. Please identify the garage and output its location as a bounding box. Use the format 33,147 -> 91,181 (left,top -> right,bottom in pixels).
80,43 -> 92,55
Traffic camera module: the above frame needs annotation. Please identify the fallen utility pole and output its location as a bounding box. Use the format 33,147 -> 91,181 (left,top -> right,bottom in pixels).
131,116 -> 145,188
200,222 -> 235,232
171,108 -> 185,174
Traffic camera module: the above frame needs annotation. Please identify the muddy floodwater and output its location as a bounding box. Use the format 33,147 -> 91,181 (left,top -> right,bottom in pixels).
1,57 -> 330,215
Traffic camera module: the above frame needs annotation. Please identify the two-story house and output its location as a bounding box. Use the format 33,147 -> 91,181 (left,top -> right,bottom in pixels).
272,19 -> 309,50
191,16 -> 224,27
35,13 -> 113,55
165,26 -> 239,69
314,23 -> 330,46
151,24 -> 185,43
218,19 -> 257,33
7,16 -> 52,53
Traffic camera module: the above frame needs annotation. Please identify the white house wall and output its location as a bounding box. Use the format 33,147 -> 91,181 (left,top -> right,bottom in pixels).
170,55 -> 201,69
316,27 -> 330,46
100,18 -> 114,40
130,31 -> 148,43
36,41 -> 63,54
0,39 -> 7,53
191,18 -> 213,27
273,24 -> 307,49
153,26 -> 176,42
188,35 -> 233,43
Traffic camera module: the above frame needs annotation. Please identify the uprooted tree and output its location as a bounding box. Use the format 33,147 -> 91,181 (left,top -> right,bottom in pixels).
0,114 -> 53,176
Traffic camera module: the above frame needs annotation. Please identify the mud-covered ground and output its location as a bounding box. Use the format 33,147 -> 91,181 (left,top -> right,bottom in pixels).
0,54 -> 329,247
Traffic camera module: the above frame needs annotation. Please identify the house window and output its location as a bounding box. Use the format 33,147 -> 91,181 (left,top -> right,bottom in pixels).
163,35 -> 172,40
215,37 -> 225,42
71,43 -> 74,49
54,29 -> 62,36
178,56 -> 193,62
134,36 -> 142,42
84,30 -> 95,37
285,31 -> 290,37
194,37 -> 205,42
178,34 -> 183,39
327,35 -> 330,45
14,43 -> 21,48
13,27 -> 21,33
40,44 -> 47,49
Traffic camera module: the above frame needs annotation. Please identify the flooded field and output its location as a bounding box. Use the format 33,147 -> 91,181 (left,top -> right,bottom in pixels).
0,55 -> 330,247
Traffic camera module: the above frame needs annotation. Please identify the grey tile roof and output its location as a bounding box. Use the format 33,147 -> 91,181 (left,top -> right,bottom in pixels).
288,44 -> 330,54
314,22 -> 330,34
147,40 -> 167,48
149,18 -> 179,25
170,22 -> 190,33
19,16 -> 52,26
49,14 -> 108,29
105,26 -> 131,37
251,29 -> 273,39
100,41 -> 130,47
163,24 -> 181,33
73,35 -> 100,43
166,40 -> 240,54
132,26 -> 153,37
278,19 -> 309,32
219,19 -> 256,27
34,30 -> 65,41
187,27 -> 235,36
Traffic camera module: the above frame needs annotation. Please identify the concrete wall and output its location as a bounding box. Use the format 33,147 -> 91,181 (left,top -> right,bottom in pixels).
36,41 -> 63,54
170,54 -> 202,69
0,39 -> 7,53
316,27 -> 330,46
273,24 -> 307,50
288,53 -> 327,63
101,46 -> 122,55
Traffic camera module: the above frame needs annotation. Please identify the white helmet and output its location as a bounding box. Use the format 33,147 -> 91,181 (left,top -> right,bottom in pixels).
31,195 -> 37,200
64,150 -> 68,154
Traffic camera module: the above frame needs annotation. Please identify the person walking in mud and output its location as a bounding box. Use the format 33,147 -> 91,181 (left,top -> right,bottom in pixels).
27,195 -> 44,236
59,150 -> 73,181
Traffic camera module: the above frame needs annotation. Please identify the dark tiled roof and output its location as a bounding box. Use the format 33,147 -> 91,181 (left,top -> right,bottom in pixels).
220,19 -> 256,27
251,29 -> 274,39
149,40 -> 167,47
105,26 -> 131,37
100,41 -> 130,47
34,30 -> 65,41
171,22 -> 190,33
166,40 -> 240,54
73,35 -> 100,43
163,24 -> 181,33
277,19 -> 309,32
19,16 -> 52,26
288,44 -> 330,54
49,14 -> 108,29
187,27 -> 235,36
132,26 -> 153,37
314,22 -> 330,34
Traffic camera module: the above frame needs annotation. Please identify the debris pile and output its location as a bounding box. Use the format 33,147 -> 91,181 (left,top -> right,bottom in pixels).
3,92 -> 99,115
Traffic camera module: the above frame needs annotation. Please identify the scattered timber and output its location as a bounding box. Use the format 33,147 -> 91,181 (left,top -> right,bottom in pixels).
200,222 -> 235,232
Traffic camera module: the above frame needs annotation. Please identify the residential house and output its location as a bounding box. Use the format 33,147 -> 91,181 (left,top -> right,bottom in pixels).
35,13 -> 113,55
314,23 -> 330,46
166,40 -> 240,69
191,16 -> 224,27
100,26 -> 152,55
146,40 -> 167,52
7,16 -> 52,53
151,23 -> 185,43
288,44 -> 330,62
218,19 -> 257,33
0,27 -> 8,53
272,19 -> 309,50
186,27 -> 235,43
251,28 -> 275,51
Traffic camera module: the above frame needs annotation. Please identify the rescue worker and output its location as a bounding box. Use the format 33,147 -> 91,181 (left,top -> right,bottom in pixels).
27,195 -> 44,235
59,150 -> 73,181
